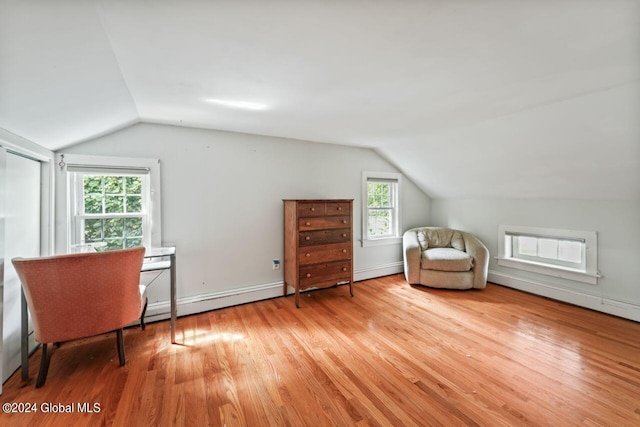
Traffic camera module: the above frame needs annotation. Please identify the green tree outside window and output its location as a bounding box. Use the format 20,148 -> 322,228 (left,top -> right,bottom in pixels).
82,175 -> 144,251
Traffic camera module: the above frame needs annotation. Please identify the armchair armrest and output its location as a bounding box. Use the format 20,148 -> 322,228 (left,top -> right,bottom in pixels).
463,232 -> 489,289
403,228 -> 422,284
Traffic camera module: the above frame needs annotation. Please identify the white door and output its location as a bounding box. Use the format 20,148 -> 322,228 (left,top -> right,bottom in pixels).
1,151 -> 41,384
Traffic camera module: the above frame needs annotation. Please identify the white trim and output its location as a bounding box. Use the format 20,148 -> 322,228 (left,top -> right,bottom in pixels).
144,281 -> 285,321
497,224 -> 598,285
361,171 -> 402,247
0,131 -> 55,257
354,261 -> 404,281
488,270 -> 640,322
0,129 -> 53,161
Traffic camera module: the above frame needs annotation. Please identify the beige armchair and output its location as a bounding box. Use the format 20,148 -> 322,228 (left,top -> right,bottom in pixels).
403,227 -> 489,290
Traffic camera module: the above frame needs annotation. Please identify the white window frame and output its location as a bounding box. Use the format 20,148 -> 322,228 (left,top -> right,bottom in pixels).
60,154 -> 161,253
497,225 -> 600,284
70,171 -> 151,251
361,171 -> 402,247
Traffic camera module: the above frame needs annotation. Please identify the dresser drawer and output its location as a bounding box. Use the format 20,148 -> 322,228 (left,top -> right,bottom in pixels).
326,202 -> 350,216
299,261 -> 351,289
297,202 -> 326,217
299,229 -> 350,246
297,243 -> 351,266
298,215 -> 350,231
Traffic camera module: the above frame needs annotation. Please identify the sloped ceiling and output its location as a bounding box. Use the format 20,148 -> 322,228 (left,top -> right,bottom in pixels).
1,0 -> 638,200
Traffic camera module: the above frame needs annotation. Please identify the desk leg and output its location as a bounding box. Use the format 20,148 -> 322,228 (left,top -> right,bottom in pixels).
170,253 -> 176,343
21,288 -> 29,380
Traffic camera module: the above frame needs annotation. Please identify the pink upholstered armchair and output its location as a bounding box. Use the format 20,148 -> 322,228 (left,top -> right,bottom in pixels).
12,247 -> 147,387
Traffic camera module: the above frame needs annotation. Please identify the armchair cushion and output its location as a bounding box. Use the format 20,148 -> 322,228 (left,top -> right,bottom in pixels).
417,228 -> 465,251
421,248 -> 474,272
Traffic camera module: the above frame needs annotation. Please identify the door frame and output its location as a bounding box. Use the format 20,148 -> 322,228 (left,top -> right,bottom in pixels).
0,130 -> 54,393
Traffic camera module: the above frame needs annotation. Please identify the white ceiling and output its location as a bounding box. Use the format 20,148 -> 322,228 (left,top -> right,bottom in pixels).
1,0 -> 639,200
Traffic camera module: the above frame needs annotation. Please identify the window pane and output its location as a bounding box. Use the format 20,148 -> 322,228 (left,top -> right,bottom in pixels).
84,176 -> 102,196
559,241 -> 582,263
368,209 -> 391,236
84,195 -> 103,214
124,217 -> 143,237
84,219 -> 103,241
125,176 -> 142,194
105,195 -> 124,213
367,183 -> 377,207
538,238 -> 558,259
104,238 -> 124,251
104,176 -> 124,194
104,218 -> 124,238
125,238 -> 142,248
126,195 -> 142,213
517,236 -> 537,256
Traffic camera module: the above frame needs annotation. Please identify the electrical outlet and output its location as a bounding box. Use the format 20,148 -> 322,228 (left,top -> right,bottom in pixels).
272,259 -> 280,270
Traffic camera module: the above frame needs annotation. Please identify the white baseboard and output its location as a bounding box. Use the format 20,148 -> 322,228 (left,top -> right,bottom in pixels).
488,270 -> 640,322
144,280 -> 284,322
144,262 -> 405,323
354,262 -> 404,282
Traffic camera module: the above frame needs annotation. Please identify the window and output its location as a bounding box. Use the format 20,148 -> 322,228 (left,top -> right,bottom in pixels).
63,155 -> 161,253
72,172 -> 149,251
511,235 -> 584,270
498,225 -> 599,284
362,171 -> 402,247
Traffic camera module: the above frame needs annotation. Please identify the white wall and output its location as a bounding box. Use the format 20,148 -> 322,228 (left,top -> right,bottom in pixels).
61,123 -> 431,317
431,199 -> 640,321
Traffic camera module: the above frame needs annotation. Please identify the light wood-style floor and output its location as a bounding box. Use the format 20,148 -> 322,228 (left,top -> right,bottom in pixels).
1,274 -> 639,426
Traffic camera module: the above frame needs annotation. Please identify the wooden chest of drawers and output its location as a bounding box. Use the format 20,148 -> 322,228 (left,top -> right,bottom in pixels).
283,199 -> 354,307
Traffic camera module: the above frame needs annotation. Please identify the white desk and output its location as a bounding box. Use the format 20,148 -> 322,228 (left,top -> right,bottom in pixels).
21,246 -> 177,381
141,247 -> 177,344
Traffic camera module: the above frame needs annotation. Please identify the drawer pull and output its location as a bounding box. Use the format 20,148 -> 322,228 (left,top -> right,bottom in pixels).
342,267 -> 348,272
342,220 -> 347,224
310,207 -> 315,212
342,249 -> 347,253
342,233 -> 347,237
306,273 -> 312,278
305,253 -> 311,257
305,236 -> 311,241
337,206 -> 342,211
305,222 -> 311,226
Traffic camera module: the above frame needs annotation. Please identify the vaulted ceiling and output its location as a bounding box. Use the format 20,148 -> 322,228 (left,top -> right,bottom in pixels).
1,1 -> 638,200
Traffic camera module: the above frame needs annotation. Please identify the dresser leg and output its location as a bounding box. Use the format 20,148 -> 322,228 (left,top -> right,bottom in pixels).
349,281 -> 354,297
295,288 -> 300,308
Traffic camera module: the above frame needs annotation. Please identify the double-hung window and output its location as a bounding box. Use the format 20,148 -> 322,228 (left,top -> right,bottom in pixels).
71,171 -> 149,251
64,155 -> 161,253
362,171 -> 402,247
498,225 -> 599,284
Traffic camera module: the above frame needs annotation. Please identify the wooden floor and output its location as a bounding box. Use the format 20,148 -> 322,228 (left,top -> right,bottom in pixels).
1,274 -> 639,426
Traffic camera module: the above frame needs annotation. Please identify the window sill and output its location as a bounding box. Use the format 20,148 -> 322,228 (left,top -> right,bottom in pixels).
361,236 -> 402,248
496,257 -> 600,285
